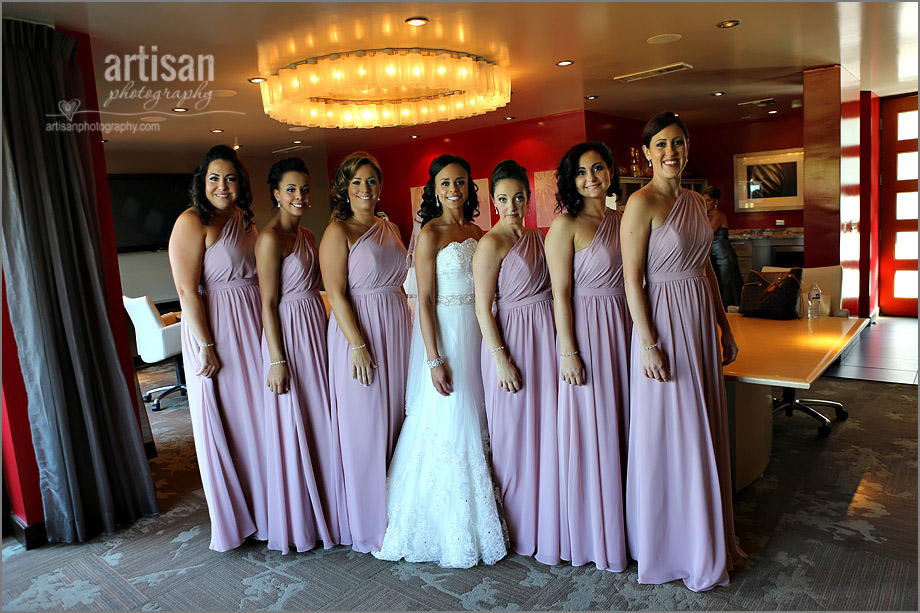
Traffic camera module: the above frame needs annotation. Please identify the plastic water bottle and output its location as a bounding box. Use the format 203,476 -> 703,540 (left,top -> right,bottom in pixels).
807,283 -> 822,319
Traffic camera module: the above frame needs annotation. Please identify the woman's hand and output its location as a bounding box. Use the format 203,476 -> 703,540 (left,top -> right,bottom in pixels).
641,346 -> 670,382
197,345 -> 220,378
267,363 -> 289,395
351,346 -> 377,387
495,354 -> 522,393
430,362 -> 453,397
560,354 -> 585,386
721,331 -> 739,365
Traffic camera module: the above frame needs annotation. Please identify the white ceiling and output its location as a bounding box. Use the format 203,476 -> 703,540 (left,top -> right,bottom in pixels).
4,1 -> 918,168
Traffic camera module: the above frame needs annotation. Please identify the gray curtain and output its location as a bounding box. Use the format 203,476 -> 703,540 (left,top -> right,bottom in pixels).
1,19 -> 159,542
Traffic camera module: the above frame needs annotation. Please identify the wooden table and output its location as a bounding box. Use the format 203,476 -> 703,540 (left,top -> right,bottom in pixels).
722,313 -> 869,491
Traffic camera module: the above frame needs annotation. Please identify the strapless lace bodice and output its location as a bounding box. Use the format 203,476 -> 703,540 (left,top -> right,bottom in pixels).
436,238 -> 477,305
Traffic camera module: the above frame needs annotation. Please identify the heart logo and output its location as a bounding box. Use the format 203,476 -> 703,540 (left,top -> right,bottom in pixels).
58,99 -> 81,121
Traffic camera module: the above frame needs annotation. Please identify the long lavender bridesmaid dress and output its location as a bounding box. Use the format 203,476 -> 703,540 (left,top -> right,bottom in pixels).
481,228 -> 561,565
625,189 -> 745,592
261,227 -> 341,554
556,208 -> 631,572
327,217 -> 410,553
180,207 -> 267,551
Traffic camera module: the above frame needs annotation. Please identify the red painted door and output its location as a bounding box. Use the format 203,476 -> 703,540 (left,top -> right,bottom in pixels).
879,94 -> 918,317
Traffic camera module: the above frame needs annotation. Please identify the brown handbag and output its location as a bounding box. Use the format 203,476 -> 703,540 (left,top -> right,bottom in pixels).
739,268 -> 803,320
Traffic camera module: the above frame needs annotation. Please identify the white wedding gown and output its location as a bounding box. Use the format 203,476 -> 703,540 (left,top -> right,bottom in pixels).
374,238 -> 507,568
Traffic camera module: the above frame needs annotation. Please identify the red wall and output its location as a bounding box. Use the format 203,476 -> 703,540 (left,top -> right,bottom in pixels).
584,111 -> 648,173
858,91 -> 880,318
688,112 -> 805,230
327,111 -> 587,243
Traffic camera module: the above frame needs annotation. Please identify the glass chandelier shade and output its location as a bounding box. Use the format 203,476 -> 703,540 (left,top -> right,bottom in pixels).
259,48 -> 511,129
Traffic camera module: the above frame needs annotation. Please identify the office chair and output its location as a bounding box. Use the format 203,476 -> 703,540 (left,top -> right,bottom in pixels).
762,265 -> 849,437
123,296 -> 186,411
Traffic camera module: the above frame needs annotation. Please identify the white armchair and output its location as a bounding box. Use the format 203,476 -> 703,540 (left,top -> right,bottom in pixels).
123,296 -> 186,411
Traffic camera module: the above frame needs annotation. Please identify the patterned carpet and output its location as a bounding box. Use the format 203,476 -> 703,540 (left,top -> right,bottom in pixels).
2,364 -> 917,611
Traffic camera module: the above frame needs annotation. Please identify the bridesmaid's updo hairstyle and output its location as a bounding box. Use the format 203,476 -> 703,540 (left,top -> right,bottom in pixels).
554,141 -> 621,217
490,159 -> 531,198
267,157 -> 310,207
642,111 -> 690,148
418,154 -> 480,227
330,151 -> 383,221
189,144 -> 254,229
702,185 -> 721,201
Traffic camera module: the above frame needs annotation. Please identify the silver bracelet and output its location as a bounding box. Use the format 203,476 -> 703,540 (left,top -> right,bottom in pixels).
642,343 -> 659,351
270,359 -> 286,366
350,343 -> 367,351
561,350 -> 579,358
199,342 -> 215,348
489,346 -> 505,355
426,356 -> 445,368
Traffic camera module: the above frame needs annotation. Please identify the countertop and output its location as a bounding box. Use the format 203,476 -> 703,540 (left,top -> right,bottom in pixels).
729,228 -> 804,240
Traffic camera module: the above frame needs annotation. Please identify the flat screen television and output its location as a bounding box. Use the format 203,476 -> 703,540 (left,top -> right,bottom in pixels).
108,173 -> 192,252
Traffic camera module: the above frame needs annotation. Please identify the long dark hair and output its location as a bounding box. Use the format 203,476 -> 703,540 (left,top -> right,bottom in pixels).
267,157 -> 310,206
330,151 -> 382,221
642,111 -> 690,149
490,159 -> 530,198
418,154 -> 480,227
554,141 -> 621,217
189,145 -> 254,228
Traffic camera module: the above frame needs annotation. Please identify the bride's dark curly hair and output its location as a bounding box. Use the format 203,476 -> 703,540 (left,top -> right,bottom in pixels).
554,141 -> 621,218
418,154 -> 480,227
189,145 -> 254,229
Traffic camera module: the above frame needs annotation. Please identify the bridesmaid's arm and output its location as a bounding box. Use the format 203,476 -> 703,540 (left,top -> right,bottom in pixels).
545,216 -> 585,386
473,235 -> 521,393
621,192 -> 670,382
704,260 -> 738,365
416,228 -> 452,397
255,227 -> 289,395
168,209 -> 218,378
318,222 -> 376,387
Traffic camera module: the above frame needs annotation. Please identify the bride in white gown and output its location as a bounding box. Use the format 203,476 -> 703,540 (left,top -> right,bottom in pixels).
374,155 -> 507,568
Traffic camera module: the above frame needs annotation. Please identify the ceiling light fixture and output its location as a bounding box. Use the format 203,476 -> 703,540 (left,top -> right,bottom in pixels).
585,95 -> 599,100
259,48 -> 511,129
768,110 -> 778,114
646,34 -> 682,45
101,139 -> 108,143
503,115 -> 515,120
556,59 -> 574,67
410,134 -> 419,139
210,128 -> 224,133
172,107 -> 188,113
248,77 -> 267,84
404,16 -> 429,26
711,91 -> 725,97
717,19 -> 742,28
233,144 -> 241,150
292,140 -> 303,144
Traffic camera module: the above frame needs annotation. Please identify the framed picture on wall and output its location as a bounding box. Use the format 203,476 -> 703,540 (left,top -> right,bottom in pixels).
733,148 -> 804,213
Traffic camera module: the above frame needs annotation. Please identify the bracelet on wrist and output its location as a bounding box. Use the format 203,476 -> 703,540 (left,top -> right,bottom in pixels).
561,350 -> 579,358
426,356 -> 445,369
199,342 -> 215,348
350,343 -> 367,351
642,343 -> 659,352
270,359 -> 286,366
489,346 -> 505,355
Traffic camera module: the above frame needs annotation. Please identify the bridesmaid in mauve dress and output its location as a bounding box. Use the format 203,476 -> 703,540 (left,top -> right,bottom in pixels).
168,145 -> 267,551
319,151 -> 411,553
622,112 -> 745,592
256,157 -> 340,553
473,160 -> 560,565
545,142 -> 631,572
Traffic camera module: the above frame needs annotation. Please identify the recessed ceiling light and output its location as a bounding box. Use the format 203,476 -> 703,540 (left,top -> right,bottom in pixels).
503,116 -> 516,120
210,89 -> 237,98
711,91 -> 725,97
647,34 -> 682,44
404,16 -> 428,26
556,60 -> 574,67
172,107 -> 188,113
674,113 -> 680,117
210,128 -> 224,133
585,95 -> 599,100
248,77 -> 266,84
292,140 -> 303,144
717,19 -> 742,28
288,126 -> 308,132
768,110 -> 778,114
101,139 -> 108,143
410,135 -> 419,139
233,144 -> 241,150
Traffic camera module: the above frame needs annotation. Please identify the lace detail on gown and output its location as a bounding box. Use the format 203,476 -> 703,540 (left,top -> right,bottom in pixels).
374,237 -> 507,568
